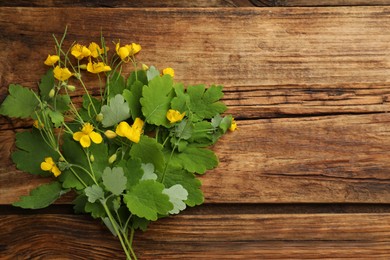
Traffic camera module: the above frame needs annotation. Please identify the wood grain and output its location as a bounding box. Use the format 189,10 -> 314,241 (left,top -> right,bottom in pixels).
2,7 -> 390,205
1,212 -> 390,259
2,114 -> 390,204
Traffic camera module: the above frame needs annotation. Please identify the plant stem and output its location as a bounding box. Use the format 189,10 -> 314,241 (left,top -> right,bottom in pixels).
102,201 -> 133,260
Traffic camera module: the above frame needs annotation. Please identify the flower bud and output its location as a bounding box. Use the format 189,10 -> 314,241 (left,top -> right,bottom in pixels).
104,130 -> 117,139
96,113 -> 104,122
79,64 -> 88,70
49,88 -> 55,98
142,64 -> 149,71
90,154 -> 95,162
66,85 -> 76,92
108,154 -> 117,164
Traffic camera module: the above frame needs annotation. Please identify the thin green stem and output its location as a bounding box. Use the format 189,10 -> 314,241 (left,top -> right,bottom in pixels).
102,201 -> 132,260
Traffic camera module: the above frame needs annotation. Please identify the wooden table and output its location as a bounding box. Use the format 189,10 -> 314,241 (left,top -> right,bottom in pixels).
1,1 -> 390,259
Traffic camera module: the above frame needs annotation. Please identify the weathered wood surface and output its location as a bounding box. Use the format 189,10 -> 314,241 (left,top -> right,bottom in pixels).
2,5 -> 390,260
1,213 -> 390,259
2,7 -> 390,204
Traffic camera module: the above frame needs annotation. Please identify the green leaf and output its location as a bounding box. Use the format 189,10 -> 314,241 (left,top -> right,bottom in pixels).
123,80 -> 144,120
101,94 -> 130,127
11,129 -> 57,176
89,143 -> 109,181
53,94 -> 71,114
85,184 -> 104,203
107,71 -> 125,99
0,84 -> 39,118
118,159 -> 144,190
131,216 -> 150,231
171,83 -> 189,112
141,163 -> 157,181
140,75 -> 174,126
127,70 -> 148,87
59,134 -> 94,190
189,121 -> 214,145
73,193 -> 88,214
102,167 -> 127,196
39,69 -> 55,100
162,184 -> 188,214
124,180 -> 173,221
85,201 -> 106,219
130,136 -> 165,173
163,167 -> 204,207
187,84 -> 227,121
13,182 -> 67,209
174,119 -> 193,140
48,109 -> 64,128
146,66 -> 160,81
168,146 -> 218,174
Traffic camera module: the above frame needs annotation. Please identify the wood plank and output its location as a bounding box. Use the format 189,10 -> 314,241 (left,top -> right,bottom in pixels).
2,114 -> 390,204
0,0 -> 255,8
273,0 -> 390,6
1,212 -> 390,259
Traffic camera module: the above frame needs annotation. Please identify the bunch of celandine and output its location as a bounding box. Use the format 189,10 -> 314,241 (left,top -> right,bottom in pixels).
0,31 -> 236,260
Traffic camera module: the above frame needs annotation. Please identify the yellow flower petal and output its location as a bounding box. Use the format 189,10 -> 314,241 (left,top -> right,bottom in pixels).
166,109 -> 185,123
129,43 -> 141,55
126,127 -> 141,143
53,66 -> 72,81
51,166 -> 61,177
118,47 -> 130,61
162,67 -> 175,78
132,118 -> 144,131
80,135 -> 91,148
88,42 -> 104,58
44,54 -> 60,66
116,121 -> 131,137
87,61 -> 112,74
71,44 -> 91,60
229,119 -> 237,132
89,131 -> 103,144
73,131 -> 84,141
40,161 -> 52,171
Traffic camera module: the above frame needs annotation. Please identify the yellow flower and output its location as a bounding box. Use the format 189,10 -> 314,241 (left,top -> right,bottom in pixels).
166,109 -> 185,124
162,67 -> 175,78
44,54 -> 59,66
115,118 -> 144,143
53,66 -> 72,81
73,123 -> 103,148
88,42 -> 105,58
229,118 -> 237,132
71,43 -> 91,60
40,157 -> 61,177
33,120 -> 44,129
87,60 -> 112,74
115,42 -> 141,61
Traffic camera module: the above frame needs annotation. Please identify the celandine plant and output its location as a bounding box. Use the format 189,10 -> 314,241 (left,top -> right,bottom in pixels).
0,29 -> 236,259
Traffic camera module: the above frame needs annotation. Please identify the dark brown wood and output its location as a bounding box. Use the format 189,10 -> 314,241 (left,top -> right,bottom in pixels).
1,213 -> 390,259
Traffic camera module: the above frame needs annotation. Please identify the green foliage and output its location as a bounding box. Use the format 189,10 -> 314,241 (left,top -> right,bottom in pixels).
146,66 -> 160,81
85,184 -> 104,203
107,71 -> 125,99
124,180 -> 173,221
0,84 -> 39,118
39,69 -> 55,100
123,80 -> 144,120
130,136 -> 165,173
140,75 -> 174,127
162,184 -> 188,214
11,129 -> 57,176
102,167 -> 127,196
13,182 -> 67,209
168,146 -> 218,174
100,94 -> 131,127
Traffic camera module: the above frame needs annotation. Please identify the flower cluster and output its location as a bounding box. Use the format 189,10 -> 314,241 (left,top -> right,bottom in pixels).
0,29 -> 236,259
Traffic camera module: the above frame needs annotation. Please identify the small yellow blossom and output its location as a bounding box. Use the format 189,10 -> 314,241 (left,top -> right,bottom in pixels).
115,42 -> 141,61
33,120 -> 44,129
87,60 -> 112,74
162,67 -> 175,78
44,54 -> 60,66
73,123 -> 103,148
53,66 -> 72,81
104,130 -> 117,139
40,157 -> 61,177
115,118 -> 144,143
71,43 -> 91,60
88,42 -> 105,58
166,109 -> 185,124
229,118 -> 237,132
